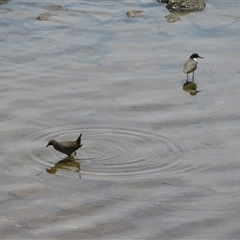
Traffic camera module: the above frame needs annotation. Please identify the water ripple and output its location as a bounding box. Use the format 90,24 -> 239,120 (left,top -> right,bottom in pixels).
31,126 -> 187,180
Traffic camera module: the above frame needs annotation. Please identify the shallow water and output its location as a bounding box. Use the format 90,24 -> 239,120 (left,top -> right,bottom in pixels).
1,0 -> 240,239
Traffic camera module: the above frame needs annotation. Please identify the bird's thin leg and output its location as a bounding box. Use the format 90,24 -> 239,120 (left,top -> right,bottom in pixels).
187,73 -> 188,80
192,71 -> 195,81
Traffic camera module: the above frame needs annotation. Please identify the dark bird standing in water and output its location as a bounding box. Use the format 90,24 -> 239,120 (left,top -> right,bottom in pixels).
183,53 -> 203,80
46,133 -> 83,157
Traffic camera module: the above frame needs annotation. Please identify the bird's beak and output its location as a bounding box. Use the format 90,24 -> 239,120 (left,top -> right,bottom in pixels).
46,143 -> 49,147
199,56 -> 203,59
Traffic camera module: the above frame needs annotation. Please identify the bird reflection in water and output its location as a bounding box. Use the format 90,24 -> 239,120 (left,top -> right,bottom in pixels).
46,156 -> 81,178
182,80 -> 201,96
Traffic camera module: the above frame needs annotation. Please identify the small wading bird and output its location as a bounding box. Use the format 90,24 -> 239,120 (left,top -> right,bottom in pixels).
46,133 -> 83,157
183,53 -> 203,80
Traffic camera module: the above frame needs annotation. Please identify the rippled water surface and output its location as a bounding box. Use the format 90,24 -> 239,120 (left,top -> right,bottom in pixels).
1,0 -> 240,239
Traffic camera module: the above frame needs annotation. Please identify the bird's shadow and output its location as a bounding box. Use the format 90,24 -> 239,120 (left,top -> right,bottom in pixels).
182,79 -> 201,96
46,156 -> 82,178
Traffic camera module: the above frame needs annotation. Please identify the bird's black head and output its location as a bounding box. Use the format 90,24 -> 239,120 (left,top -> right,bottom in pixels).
46,140 -> 55,147
190,53 -> 203,59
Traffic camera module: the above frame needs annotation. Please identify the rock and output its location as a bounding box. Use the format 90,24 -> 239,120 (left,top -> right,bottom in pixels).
165,13 -> 181,22
166,0 -> 206,12
37,13 -> 53,21
165,11 -> 191,23
49,5 -> 67,10
0,0 -> 10,6
126,10 -> 143,18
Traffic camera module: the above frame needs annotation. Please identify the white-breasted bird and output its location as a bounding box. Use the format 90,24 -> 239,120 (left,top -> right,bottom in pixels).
183,53 -> 203,80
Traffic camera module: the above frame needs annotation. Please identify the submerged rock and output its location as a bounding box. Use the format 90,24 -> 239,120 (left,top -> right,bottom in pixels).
166,0 -> 206,12
0,0 -> 10,5
49,5 -> 67,10
37,13 -> 53,21
165,13 -> 181,22
126,10 -> 143,18
165,11 -> 191,22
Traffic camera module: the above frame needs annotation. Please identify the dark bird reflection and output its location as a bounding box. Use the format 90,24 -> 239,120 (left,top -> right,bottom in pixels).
46,156 -> 81,178
183,80 -> 201,96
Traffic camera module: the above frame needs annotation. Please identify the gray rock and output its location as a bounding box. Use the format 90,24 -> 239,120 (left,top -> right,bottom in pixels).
0,0 -> 10,6
37,13 -> 53,21
49,5 -> 67,10
165,13 -> 181,22
166,0 -> 206,12
164,11 -> 190,23
126,10 -> 143,18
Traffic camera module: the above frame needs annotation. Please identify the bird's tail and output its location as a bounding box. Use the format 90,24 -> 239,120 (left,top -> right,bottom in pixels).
76,133 -> 83,148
